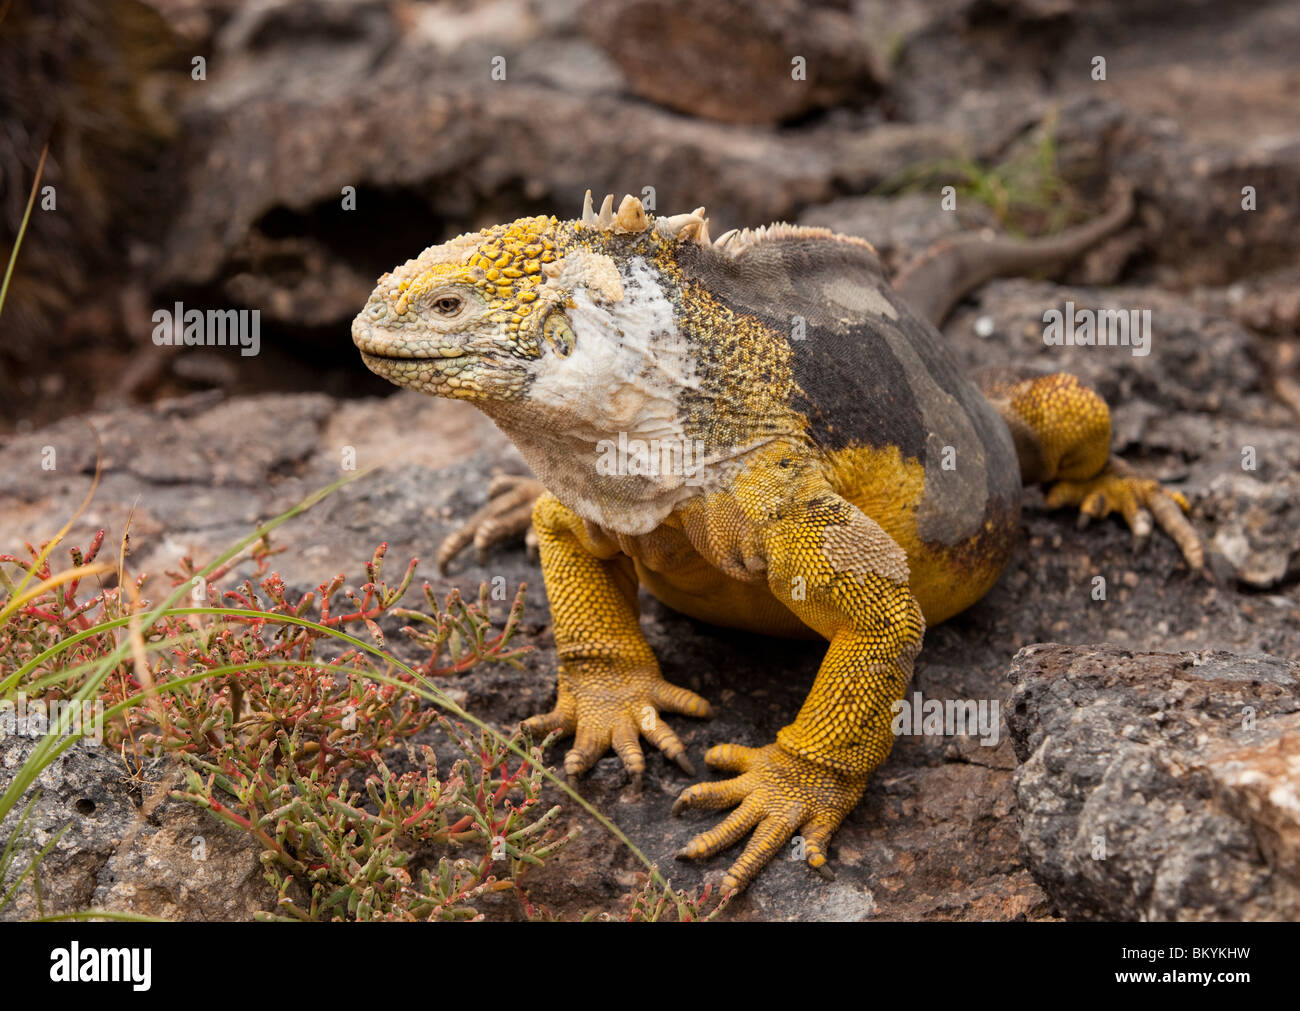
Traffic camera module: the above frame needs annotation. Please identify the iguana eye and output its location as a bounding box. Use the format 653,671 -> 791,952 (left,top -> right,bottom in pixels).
433,295 -> 463,316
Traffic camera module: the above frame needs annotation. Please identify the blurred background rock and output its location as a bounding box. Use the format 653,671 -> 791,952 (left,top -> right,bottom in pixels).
2,0 -> 1298,434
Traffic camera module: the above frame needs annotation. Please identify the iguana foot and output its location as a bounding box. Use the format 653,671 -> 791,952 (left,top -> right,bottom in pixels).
437,474 -> 545,574
672,742 -> 866,893
522,671 -> 712,784
1044,458 -> 1204,572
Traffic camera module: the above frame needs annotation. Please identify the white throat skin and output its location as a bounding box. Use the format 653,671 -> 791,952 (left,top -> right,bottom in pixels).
484,255 -> 709,535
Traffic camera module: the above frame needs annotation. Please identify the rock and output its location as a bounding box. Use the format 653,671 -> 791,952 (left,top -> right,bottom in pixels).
0,0 -> 184,432
1,736 -> 154,921
947,279 -> 1275,420
581,0 -> 884,125
1214,267 -> 1300,337
90,775 -> 278,922
1201,472 -> 1300,589
799,193 -> 998,276
1007,643 -> 1300,921
1210,720 -> 1300,884
0,736 -> 275,921
892,1 -> 1300,288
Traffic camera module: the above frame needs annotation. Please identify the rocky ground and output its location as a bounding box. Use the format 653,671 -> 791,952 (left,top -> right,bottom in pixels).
1,0 -> 1298,921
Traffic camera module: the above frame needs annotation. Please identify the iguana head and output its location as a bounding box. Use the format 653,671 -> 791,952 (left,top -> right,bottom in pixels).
351,192 -> 711,408
352,192 -> 802,532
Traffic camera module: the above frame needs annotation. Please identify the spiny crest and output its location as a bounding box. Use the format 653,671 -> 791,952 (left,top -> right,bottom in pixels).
579,189 -> 712,246
574,189 -> 874,258
711,222 -> 877,258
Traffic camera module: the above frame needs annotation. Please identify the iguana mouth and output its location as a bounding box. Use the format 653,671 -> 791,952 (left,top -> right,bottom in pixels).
352,318 -> 469,361
357,347 -> 466,361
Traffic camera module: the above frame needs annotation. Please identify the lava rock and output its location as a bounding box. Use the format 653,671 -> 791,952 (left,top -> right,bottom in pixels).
1007,643 -> 1300,920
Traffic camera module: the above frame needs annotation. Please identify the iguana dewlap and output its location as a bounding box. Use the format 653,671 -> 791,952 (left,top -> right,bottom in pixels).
352,190 -> 1202,893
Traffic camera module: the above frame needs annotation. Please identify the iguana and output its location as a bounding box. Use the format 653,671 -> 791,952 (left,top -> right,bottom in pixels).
351,186 -> 1203,893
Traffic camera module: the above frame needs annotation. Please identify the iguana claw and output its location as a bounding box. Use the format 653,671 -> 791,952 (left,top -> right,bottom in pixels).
522,670 -> 711,781
673,742 -> 865,893
1045,458 -> 1204,573
437,474 -> 546,574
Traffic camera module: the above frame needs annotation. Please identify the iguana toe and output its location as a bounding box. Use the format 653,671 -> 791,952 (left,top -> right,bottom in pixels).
673,742 -> 864,893
522,674 -> 711,782
1045,459 -> 1204,572
520,705 -> 576,737
437,474 -> 546,574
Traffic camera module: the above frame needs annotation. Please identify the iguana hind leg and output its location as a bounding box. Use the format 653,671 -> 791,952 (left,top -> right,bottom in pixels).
981,369 -> 1204,571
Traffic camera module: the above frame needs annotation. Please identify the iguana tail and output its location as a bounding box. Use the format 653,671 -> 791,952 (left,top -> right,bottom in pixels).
894,178 -> 1135,328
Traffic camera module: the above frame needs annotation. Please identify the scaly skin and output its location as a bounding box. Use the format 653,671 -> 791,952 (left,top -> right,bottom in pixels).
352,191 -> 1204,894
437,182 -> 1140,571
524,491 -> 711,784
980,370 -> 1202,565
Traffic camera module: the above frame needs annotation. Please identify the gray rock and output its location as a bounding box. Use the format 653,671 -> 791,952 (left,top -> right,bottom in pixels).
580,0 -> 885,125
1201,472 -> 1300,589
0,736 -> 275,921
1,736 -> 155,921
1007,643 -> 1300,920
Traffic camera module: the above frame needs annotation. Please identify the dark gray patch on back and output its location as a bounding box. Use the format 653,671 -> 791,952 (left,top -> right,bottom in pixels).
677,235 -> 1022,544
676,238 -> 929,459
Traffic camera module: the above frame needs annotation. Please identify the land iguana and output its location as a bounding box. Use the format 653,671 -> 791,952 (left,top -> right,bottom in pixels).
351,186 -> 1203,893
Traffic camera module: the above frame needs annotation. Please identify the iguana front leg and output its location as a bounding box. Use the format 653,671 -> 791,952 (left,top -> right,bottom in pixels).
674,480 -> 925,892
524,493 -> 712,784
